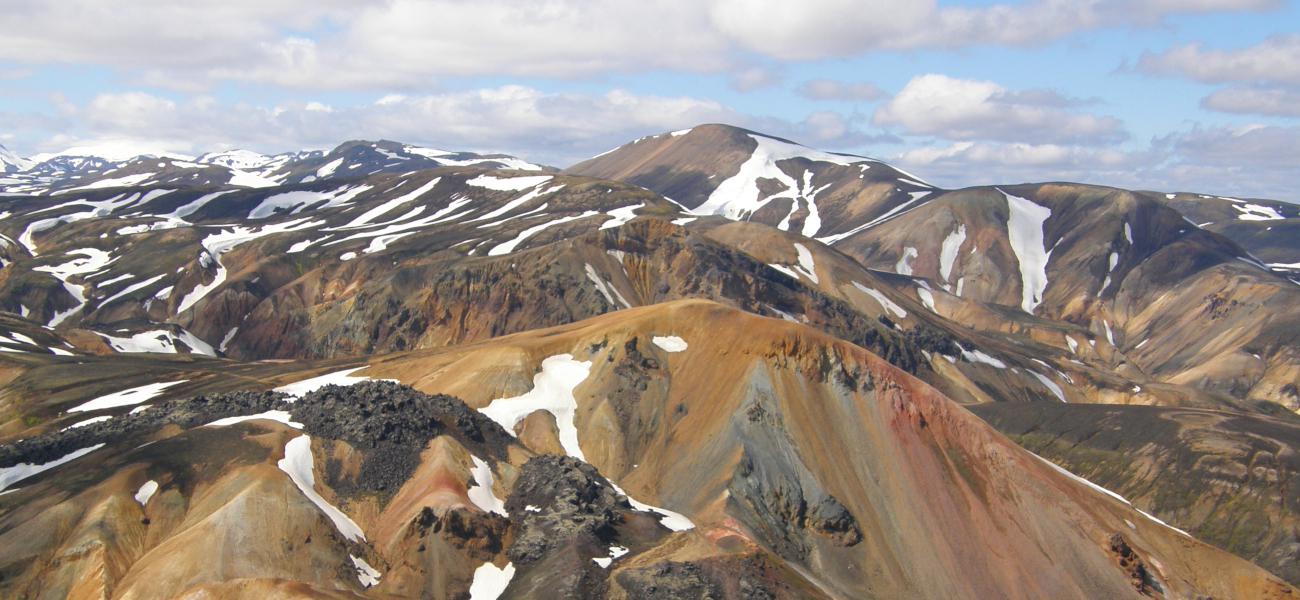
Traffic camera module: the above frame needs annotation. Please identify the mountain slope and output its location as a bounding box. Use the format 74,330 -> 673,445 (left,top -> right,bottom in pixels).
972,402 -> 1300,585
0,301 -> 1292,598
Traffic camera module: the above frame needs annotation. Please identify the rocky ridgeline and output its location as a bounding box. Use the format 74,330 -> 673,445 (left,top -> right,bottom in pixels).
0,381 -> 516,486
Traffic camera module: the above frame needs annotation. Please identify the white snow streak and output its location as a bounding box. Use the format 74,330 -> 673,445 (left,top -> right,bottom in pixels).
487,211 -> 599,256
68,380 -> 186,413
939,224 -> 966,285
1001,189 -> 1053,313
1029,371 -> 1067,402
791,243 -> 819,284
274,366 -> 386,400
277,435 -> 365,542
1030,452 -> 1192,538
0,444 -> 104,492
852,282 -> 907,318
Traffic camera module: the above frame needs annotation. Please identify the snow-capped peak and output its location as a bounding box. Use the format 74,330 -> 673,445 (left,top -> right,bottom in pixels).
0,144 -> 33,174
196,149 -> 275,171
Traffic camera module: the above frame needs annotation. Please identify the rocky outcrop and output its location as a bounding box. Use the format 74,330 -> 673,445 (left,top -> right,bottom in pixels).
505,455 -> 631,566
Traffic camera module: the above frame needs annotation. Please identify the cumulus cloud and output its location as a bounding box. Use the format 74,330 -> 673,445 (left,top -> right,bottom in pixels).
710,0 -> 1277,60
890,124 -> 1299,201
893,141 -> 1148,186
1201,87 -> 1300,117
0,0 -> 1280,89
795,79 -> 885,101
11,87 -> 868,166
873,74 -> 1126,145
1138,34 -> 1300,85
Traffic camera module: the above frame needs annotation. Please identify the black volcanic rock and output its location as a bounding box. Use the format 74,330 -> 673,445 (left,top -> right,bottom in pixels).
289,380 -> 515,493
0,390 -> 287,467
505,454 -> 631,566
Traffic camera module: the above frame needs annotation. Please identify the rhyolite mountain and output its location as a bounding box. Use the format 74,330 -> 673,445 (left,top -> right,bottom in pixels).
0,125 -> 1296,599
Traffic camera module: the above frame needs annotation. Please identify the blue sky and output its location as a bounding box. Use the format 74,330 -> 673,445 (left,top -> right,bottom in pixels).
1,0 -> 1298,200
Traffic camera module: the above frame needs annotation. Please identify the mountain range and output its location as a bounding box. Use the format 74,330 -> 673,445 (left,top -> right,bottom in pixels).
0,124 -> 1296,599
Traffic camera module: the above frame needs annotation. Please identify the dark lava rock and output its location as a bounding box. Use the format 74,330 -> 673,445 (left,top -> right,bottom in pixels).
290,380 -> 515,494
0,390 -> 286,467
1110,533 -> 1163,596
616,561 -> 722,599
504,454 -> 631,566
0,381 -> 513,499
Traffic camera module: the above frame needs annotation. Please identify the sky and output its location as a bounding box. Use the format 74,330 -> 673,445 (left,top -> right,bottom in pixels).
1,0 -> 1299,200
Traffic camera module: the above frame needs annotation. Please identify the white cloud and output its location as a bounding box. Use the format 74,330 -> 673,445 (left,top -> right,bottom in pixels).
796,79 -> 884,101
892,124 -> 1300,201
0,0 -> 1279,89
1201,87 -> 1300,117
873,74 -> 1126,145
710,0 -> 1277,60
1138,34 -> 1300,85
12,87 -> 743,166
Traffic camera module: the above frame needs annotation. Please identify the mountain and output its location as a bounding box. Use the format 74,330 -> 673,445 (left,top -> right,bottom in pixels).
0,124 -> 1297,598
1159,192 -> 1300,278
568,124 -> 936,240
0,302 -> 1293,599
0,140 -> 549,198
568,124 -> 1300,413
0,144 -> 32,175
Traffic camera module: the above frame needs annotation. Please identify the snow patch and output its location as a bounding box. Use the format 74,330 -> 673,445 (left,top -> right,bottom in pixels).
468,455 -> 509,516
610,481 -> 695,531
99,329 -> 215,356
206,410 -> 303,429
468,561 -> 515,600
479,354 -> 592,460
895,247 -> 917,276
134,480 -> 159,506
62,415 -> 112,430
68,380 -> 186,412
351,555 -> 382,588
695,134 -> 863,222
600,203 -> 643,230
274,366 -> 386,400
1030,452 -> 1191,538
593,545 -> 630,568
960,346 -> 1006,369
178,218 -> 321,313
652,336 -> 688,352
0,444 -> 104,492
791,243 -> 819,284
